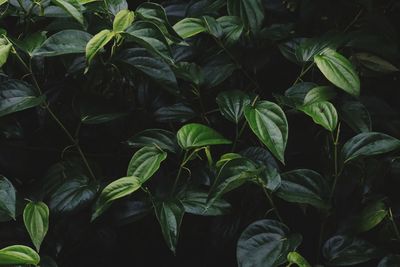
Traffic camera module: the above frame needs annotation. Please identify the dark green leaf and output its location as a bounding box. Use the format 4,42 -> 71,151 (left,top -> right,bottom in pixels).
51,0 -> 85,25
217,16 -> 244,46
125,129 -> 178,153
352,200 -> 388,233
378,255 -> 400,267
354,53 -> 399,73
216,90 -> 251,123
0,176 -> 16,219
23,201 -> 49,252
227,0 -> 264,34
177,123 -> 231,149
340,100 -> 371,133
182,190 -> 231,216
105,0 -> 127,15
202,16 -> 223,38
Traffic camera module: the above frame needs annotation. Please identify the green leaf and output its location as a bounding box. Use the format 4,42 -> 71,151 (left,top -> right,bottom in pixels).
51,0 -> 85,25
275,169 -> 330,210
216,90 -> 251,124
227,0 -> 264,34
295,34 -> 344,62
303,86 -> 336,105
176,123 -> 231,150
16,31 -> 47,56
154,103 -> 196,123
154,199 -> 185,254
340,100 -> 371,133
79,94 -> 126,124
217,16 -> 244,46
0,39 -> 12,68
287,252 -> 312,267
314,48 -> 360,96
342,132 -> 400,163
244,100 -> 288,164
174,62 -> 203,85
92,176 -> 141,221
85,29 -> 115,65
126,146 -> 167,183
105,0 -> 127,15
125,129 -> 178,153
33,30 -> 92,57
237,219 -> 302,267
49,178 -> 98,214
323,235 -> 381,266
354,52 -> 399,73
0,79 -> 44,117
118,48 -> 178,93
182,190 -> 231,216
299,101 -> 338,132
283,82 -> 317,107
23,201 -> 49,252
0,245 -> 40,265
202,16 -> 223,38
125,21 -> 173,64
0,176 -> 16,219
113,9 -> 135,33
173,18 -> 206,39
352,200 -> 388,233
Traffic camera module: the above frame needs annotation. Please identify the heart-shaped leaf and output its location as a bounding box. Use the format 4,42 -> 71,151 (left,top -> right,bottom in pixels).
51,0 -> 85,25
85,29 -> 115,65
23,201 -> 49,252
216,90 -> 251,124
125,129 -> 178,153
113,9 -> 135,33
177,123 -> 231,150
0,245 -> 40,265
299,101 -> 338,132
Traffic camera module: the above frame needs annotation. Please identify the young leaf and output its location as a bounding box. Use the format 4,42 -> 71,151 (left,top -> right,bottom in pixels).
176,123 -> 231,150
0,245 -> 40,265
85,29 -> 115,65
216,90 -> 251,124
275,169 -> 330,210
0,176 -> 16,219
314,48 -> 360,96
126,146 -> 167,183
92,176 -> 141,221
125,129 -> 178,153
299,101 -> 338,132
113,9 -> 135,33
32,30 -> 92,57
154,200 -> 185,254
23,202 -> 49,252
173,18 -> 206,39
342,132 -> 400,163
51,0 -> 85,25
244,100 -> 288,164
237,219 -> 302,267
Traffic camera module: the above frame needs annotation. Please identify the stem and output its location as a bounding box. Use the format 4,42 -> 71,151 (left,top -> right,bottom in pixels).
292,62 -> 315,86
389,208 -> 400,240
343,9 -> 363,33
261,185 -> 283,222
329,123 -> 341,202
171,150 -> 189,194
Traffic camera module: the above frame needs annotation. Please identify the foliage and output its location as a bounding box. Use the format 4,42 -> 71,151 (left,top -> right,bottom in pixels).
0,0 -> 400,266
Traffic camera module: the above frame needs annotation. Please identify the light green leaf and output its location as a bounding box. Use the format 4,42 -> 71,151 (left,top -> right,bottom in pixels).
0,39 -> 12,68
173,18 -> 206,39
352,200 -> 388,233
314,48 -> 360,96
51,0 -> 85,25
85,29 -> 114,65
299,101 -> 338,132
126,146 -> 167,183
287,252 -> 312,267
216,90 -> 251,124
176,123 -> 231,150
92,176 -> 141,221
342,132 -> 400,163
0,245 -> 40,265
0,176 -> 16,219
244,100 -> 288,164
113,9 -> 135,33
23,202 -> 49,252
303,86 -> 336,105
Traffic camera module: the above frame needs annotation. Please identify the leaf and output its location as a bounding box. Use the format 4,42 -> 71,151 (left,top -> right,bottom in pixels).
0,245 -> 40,265
154,103 -> 196,123
342,132 -> 400,163
378,255 -> 400,267
113,9 -> 135,33
17,31 -> 47,56
287,252 -> 312,267
0,39 -> 12,68
217,16 -> 244,46
85,29 -> 114,65
49,178 -> 98,214
283,82 -> 317,107
177,123 -> 231,150
354,52 -> 399,73
295,34 -> 344,62
275,169 -> 330,210
51,0 -> 85,25
237,219 -> 302,267
314,48 -> 360,96
125,21 -> 173,64
23,202 -> 49,252
33,30 -> 92,57
118,48 -> 178,93
125,129 -> 178,153
340,100 -> 371,133
0,176 -> 16,219
202,16 -> 223,38
202,54 -> 237,88
244,100 -> 288,164
0,79 -> 44,117
227,0 -> 264,34
303,86 -> 336,105
299,101 -> 338,132
105,0 -> 127,15
174,62 -> 203,85
216,90 -> 251,123
173,18 -> 206,39
79,94 -> 126,124
323,235 -> 381,266
126,146 -> 167,183
154,199 -> 185,254
92,176 -> 141,221
182,190 -> 231,216
352,200 -> 388,233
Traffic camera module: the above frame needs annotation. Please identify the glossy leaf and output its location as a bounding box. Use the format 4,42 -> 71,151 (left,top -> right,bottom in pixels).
177,123 -> 231,149
125,129 -> 178,153
182,190 -> 231,216
85,29 -> 114,65
275,169 -> 330,209
299,101 -> 338,132
284,82 -> 317,107
113,9 -> 135,32
0,245 -> 40,265
314,48 -> 360,96
173,18 -> 206,39
155,199 -> 185,253
352,200 -> 388,233
217,16 -> 244,46
216,90 -> 251,123
51,0 -> 85,25
342,132 -> 400,163
227,0 -> 264,33
92,176 -> 141,221
105,0 -> 127,15
244,100 -> 288,164
0,176 -> 16,219
237,219 -> 302,267
303,86 -> 336,105
23,201 -> 49,252
340,100 -> 371,133
126,146 -> 167,183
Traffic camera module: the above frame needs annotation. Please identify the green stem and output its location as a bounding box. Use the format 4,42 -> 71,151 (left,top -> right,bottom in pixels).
171,150 -> 189,194
260,182 -> 283,222
292,62 -> 315,86
329,123 -> 341,202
